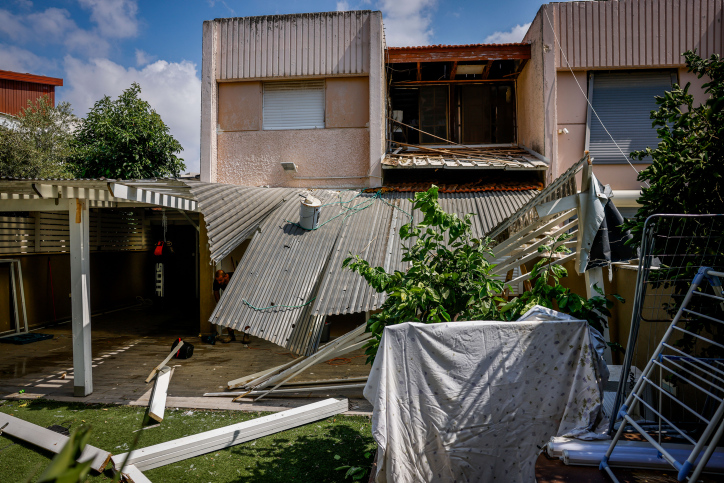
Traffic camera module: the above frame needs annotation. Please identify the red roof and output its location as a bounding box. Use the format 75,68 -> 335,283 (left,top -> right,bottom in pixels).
0,70 -> 63,86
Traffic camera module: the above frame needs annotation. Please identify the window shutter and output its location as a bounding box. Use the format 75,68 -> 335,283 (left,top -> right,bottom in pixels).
587,71 -> 674,164
262,80 -> 325,130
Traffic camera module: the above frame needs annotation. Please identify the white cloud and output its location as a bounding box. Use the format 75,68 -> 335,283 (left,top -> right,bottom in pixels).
336,1 -> 351,11
78,0 -> 139,38
135,49 -> 156,67
484,23 -> 531,44
0,9 -> 29,41
0,7 -> 110,57
62,56 -> 202,172
0,44 -> 55,74
377,0 -> 437,46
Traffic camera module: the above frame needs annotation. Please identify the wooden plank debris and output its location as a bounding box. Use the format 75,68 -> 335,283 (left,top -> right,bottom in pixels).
227,357 -> 300,390
148,366 -> 173,423
205,384 -> 366,397
0,413 -> 112,473
250,326 -> 371,401
225,325 -> 370,401
112,398 -> 348,471
121,464 -> 153,483
145,341 -> 183,383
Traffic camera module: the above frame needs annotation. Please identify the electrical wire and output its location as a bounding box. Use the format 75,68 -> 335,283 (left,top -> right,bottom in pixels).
542,8 -> 650,188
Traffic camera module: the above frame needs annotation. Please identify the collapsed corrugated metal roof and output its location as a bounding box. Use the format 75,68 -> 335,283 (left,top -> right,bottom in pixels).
310,190 -> 537,317
209,189 -> 356,356
208,188 -> 537,349
185,181 -> 301,264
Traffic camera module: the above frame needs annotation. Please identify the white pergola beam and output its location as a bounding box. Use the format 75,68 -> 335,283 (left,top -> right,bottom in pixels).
69,198 -> 93,396
110,183 -> 197,212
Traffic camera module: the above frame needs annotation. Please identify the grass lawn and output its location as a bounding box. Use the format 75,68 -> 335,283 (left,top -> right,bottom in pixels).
0,399 -> 375,482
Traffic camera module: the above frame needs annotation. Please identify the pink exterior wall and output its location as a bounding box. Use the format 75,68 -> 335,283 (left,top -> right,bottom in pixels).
541,0 -> 720,191
517,13 -> 546,160
201,11 -> 385,186
217,128 -> 370,188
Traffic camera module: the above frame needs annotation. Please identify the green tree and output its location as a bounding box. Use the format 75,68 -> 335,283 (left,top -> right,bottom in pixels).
623,50 -> 724,357
624,50 -> 724,244
0,95 -> 76,178
71,83 -> 185,179
343,186 -> 505,362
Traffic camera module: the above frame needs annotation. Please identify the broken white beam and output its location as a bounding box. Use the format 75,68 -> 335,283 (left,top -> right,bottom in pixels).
0,413 -> 111,473
227,357 -> 301,390
110,183 -> 197,212
247,325 -> 367,392
255,327 -> 369,392
205,384 -> 366,397
112,398 -> 348,471
535,194 -> 578,219
493,230 -> 578,276
145,342 -> 183,383
507,252 -> 577,286
492,208 -> 577,258
148,366 -> 173,423
121,464 -> 153,483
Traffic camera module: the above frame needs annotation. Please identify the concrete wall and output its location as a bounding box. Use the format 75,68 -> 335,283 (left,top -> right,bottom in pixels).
551,0 -> 724,70
218,82 -> 262,131
326,77 -> 369,128
0,252 -> 154,333
217,128 -> 369,188
518,12 -> 546,162
537,0 -> 721,191
202,11 -> 385,188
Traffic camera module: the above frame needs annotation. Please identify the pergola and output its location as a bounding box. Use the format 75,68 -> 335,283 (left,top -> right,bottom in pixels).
0,178 -> 198,396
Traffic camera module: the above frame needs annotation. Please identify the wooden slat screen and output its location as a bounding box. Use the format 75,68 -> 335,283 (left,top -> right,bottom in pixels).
0,209 -> 152,255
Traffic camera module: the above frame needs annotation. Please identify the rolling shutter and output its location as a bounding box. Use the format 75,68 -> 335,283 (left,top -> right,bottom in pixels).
262,80 -> 325,130
587,71 -> 675,164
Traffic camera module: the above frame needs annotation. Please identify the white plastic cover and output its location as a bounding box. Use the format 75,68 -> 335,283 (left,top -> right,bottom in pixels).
364,315 -> 608,482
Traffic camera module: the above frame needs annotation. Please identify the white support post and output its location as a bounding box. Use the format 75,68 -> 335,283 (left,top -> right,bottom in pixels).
585,266 -> 613,364
69,198 -> 93,396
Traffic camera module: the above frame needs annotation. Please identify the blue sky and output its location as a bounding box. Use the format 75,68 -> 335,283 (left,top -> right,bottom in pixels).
0,0 -> 548,173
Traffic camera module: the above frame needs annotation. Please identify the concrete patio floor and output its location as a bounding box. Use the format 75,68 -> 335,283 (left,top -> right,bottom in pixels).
0,302 -> 372,415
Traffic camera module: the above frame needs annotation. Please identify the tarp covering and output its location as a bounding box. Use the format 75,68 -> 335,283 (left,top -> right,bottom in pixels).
364,312 -> 608,482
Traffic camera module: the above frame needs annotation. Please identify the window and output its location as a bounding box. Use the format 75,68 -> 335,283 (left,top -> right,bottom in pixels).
587,71 -> 676,164
262,80 -> 325,130
390,83 -> 516,145
461,84 -> 515,144
419,86 -> 448,143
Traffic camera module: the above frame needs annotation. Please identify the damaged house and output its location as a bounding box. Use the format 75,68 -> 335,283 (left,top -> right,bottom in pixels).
2,1 -> 721,399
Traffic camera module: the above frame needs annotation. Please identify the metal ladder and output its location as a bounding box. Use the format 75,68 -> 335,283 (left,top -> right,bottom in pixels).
600,266 -> 724,482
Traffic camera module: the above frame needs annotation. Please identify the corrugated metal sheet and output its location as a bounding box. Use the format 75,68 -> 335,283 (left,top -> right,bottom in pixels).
310,190 -> 537,317
216,11 -> 372,80
210,188 -> 537,352
311,192 -> 399,317
209,190 -> 353,356
262,80 -> 325,130
552,0 -> 724,69
187,182 -> 302,263
588,71 -> 674,164
0,79 -> 55,116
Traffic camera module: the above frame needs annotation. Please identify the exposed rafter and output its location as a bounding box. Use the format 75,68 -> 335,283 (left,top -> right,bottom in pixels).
481,61 -> 493,80
387,44 -> 531,63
